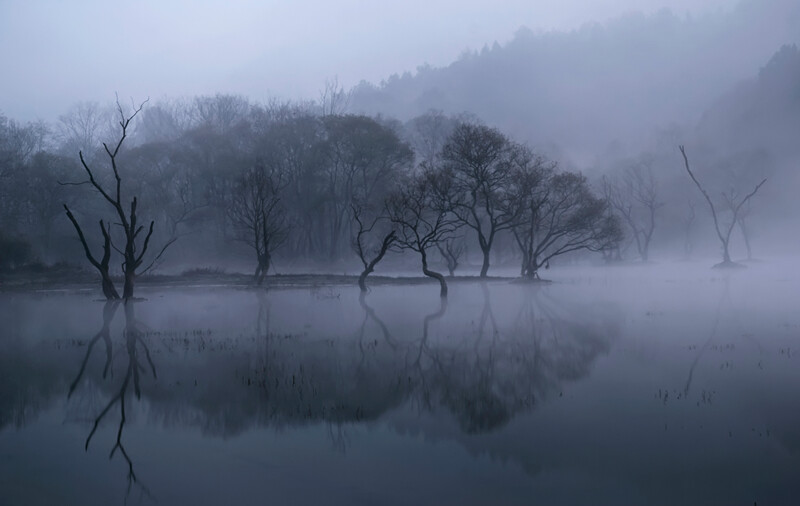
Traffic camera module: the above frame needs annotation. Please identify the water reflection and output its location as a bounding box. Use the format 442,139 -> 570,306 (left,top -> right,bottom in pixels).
63,285 -> 618,439
5,284 -> 621,501
69,300 -> 156,499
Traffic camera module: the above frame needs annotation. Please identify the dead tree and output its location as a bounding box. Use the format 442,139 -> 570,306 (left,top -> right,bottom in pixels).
351,202 -> 396,292
63,208 -> 119,299
228,164 -> 288,285
386,169 -> 459,297
679,146 -> 766,267
602,161 -> 663,262
63,98 -> 172,299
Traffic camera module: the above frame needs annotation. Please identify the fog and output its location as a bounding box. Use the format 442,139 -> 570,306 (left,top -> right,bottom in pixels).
2,0 -> 800,504
0,0 -> 764,121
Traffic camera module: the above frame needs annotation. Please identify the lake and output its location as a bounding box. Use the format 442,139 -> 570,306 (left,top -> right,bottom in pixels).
1,261 -> 799,505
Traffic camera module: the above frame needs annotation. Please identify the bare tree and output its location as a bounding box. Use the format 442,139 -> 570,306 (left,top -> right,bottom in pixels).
56,101 -> 115,157
63,97 -> 172,299
513,167 -> 622,280
602,160 -> 663,262
319,76 -> 351,117
63,208 -> 119,299
351,202 -> 396,292
320,114 -> 412,259
228,164 -> 288,285
442,122 -> 524,277
679,146 -> 766,267
386,169 -> 459,297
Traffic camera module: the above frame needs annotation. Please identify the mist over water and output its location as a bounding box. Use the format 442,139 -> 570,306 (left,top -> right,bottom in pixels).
2,261 -> 799,504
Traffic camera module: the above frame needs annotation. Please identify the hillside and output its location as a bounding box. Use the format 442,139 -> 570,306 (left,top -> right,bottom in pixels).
350,1 -> 800,161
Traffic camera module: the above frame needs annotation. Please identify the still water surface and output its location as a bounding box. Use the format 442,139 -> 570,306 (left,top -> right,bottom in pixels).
1,264 -> 799,505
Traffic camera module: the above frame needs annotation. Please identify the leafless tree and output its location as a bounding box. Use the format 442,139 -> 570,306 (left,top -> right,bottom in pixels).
63,98 -> 173,299
63,208 -> 119,299
228,164 -> 288,285
386,169 -> 459,297
351,202 -> 396,292
442,122 -> 525,277
513,167 -> 622,280
319,76 -> 351,117
679,146 -> 766,266
56,101 -> 116,157
320,114 -> 412,259
602,160 -> 663,262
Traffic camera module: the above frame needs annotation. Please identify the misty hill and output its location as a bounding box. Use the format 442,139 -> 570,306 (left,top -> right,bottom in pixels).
697,43 -> 800,164
350,1 -> 800,161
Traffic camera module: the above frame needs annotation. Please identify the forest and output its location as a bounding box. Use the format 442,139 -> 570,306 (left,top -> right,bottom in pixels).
2,41 -> 798,299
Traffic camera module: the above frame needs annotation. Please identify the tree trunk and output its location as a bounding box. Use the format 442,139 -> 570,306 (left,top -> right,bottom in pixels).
357,230 -> 395,292
722,241 -> 732,264
739,219 -> 752,260
421,249 -> 447,297
102,275 -> 120,300
123,269 -> 135,300
254,253 -> 270,286
357,270 -> 369,292
522,253 -> 539,280
479,244 -> 491,278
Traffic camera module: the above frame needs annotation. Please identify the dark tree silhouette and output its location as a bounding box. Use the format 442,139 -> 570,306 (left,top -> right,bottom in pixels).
63,208 -> 119,299
228,164 -> 288,285
442,123 -> 524,277
386,169 -> 458,297
513,168 -> 622,279
63,98 -> 173,299
351,202 -> 396,292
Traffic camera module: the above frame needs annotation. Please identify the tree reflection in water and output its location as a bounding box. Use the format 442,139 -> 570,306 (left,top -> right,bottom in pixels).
69,300 -> 156,501
63,284 -> 619,483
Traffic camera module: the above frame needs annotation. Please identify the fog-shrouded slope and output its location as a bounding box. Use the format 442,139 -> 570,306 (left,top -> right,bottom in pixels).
697,43 -> 800,162
350,1 -> 800,161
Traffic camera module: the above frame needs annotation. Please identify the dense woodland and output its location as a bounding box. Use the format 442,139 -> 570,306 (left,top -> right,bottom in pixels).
1,23 -> 798,298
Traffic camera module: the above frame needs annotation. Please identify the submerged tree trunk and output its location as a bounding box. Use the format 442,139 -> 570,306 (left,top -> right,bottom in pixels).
420,248 -> 448,298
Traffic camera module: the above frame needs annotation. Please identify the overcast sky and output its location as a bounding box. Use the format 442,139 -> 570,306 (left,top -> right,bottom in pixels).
1,0 -> 739,121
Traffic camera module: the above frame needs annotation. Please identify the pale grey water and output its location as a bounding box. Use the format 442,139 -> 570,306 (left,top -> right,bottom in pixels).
1,262 -> 799,505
